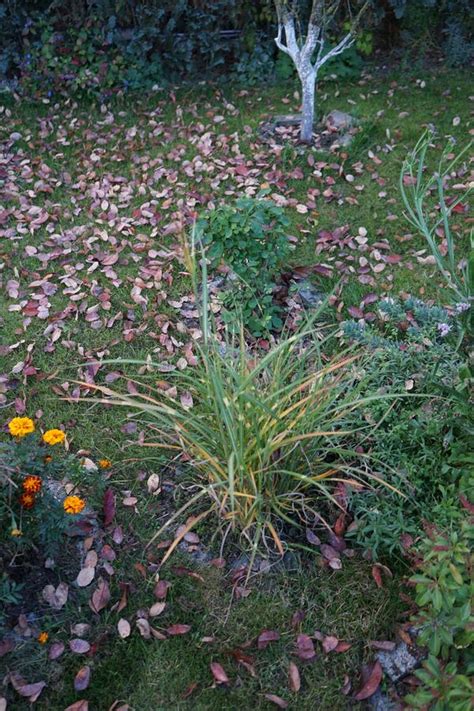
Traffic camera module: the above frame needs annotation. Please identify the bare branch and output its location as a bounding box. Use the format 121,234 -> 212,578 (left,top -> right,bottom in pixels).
316,32 -> 355,69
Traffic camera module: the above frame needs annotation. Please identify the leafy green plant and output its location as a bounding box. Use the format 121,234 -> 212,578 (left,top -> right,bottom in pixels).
404,519 -> 474,710
343,297 -> 470,556
85,245 -> 401,561
197,196 -> 293,336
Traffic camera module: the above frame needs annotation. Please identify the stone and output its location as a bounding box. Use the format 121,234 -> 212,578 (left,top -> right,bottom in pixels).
274,114 -> 302,126
376,641 -> 423,683
368,689 -> 402,711
293,280 -> 325,308
334,132 -> 353,148
325,110 -> 356,132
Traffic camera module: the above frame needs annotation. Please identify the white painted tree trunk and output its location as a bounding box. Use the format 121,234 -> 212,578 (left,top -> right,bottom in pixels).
274,1 -> 361,146
300,72 -> 316,144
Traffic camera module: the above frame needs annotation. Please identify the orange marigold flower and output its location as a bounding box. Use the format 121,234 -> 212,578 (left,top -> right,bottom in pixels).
38,631 -> 49,644
42,429 -> 66,446
19,492 -> 36,509
98,458 -> 112,469
11,528 -> 22,537
8,417 -> 35,438
22,475 -> 42,494
63,495 -> 85,514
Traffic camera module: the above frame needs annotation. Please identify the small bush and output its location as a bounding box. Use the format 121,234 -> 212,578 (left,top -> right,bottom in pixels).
343,296 -> 468,556
1,417 -> 102,554
404,519 -> 474,710
197,197 -> 293,336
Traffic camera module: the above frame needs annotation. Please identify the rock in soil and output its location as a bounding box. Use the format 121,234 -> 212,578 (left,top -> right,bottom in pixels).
376,641 -> 424,683
293,279 -> 325,308
325,110 -> 357,132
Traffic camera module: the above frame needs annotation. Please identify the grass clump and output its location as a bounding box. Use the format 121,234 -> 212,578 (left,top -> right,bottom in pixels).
85,247 -> 400,560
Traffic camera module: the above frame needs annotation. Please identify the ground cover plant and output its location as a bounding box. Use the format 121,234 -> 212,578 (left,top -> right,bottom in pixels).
0,58 -> 472,709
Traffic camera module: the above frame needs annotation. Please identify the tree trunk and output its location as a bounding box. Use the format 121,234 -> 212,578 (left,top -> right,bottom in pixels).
299,72 -> 316,144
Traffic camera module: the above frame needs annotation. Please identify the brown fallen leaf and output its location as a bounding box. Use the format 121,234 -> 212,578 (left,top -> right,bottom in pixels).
341,674 -> 352,695
48,641 -> 65,660
117,619 -> 131,639
166,624 -> 191,636
257,629 -> 280,650
74,666 -> 91,692
9,673 -> 46,703
90,579 -> 110,614
210,661 -> 229,685
42,582 -> 69,610
154,580 -> 170,599
288,661 -> 301,692
322,635 -> 339,653
354,661 -> 383,701
76,567 -> 95,588
136,619 -> 151,639
65,702 -> 89,711
69,639 -> 91,654
149,602 -> 166,617
334,641 -> 352,653
264,693 -> 288,708
295,634 -> 316,661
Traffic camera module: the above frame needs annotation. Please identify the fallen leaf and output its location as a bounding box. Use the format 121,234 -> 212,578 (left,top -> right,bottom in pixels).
48,641 -> 65,660
74,666 -> 91,692
295,634 -> 316,661
69,639 -> 91,654
76,567 -> 95,588
103,488 -> 116,526
65,702 -> 89,711
264,693 -> 288,708
149,602 -> 166,617
166,624 -> 191,636
257,629 -> 280,650
117,619 -> 131,639
90,579 -> 110,613
354,660 -> 383,701
136,619 -> 151,639
322,635 -> 339,653
42,582 -> 69,610
288,661 -> 301,692
9,673 -> 46,702
210,662 -> 229,684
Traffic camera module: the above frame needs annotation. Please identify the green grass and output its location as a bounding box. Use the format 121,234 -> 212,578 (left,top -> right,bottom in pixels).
0,65 -> 471,709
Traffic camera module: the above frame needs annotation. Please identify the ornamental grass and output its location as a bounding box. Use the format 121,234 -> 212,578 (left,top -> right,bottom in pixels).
84,244 -> 400,558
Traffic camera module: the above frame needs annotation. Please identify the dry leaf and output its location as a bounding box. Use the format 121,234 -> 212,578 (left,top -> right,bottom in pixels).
42,582 -> 69,610
210,662 -> 229,685
69,639 -> 91,654
117,619 -> 131,639
288,661 -> 301,692
354,661 -> 383,701
76,567 -> 95,588
74,666 -> 91,692
90,579 -> 110,613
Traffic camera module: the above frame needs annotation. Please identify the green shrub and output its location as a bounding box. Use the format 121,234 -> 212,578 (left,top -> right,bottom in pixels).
197,197 -> 293,336
343,296 -> 469,556
404,520 -> 474,710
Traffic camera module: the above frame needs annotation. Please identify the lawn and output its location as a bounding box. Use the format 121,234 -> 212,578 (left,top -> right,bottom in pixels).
0,64 -> 472,709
